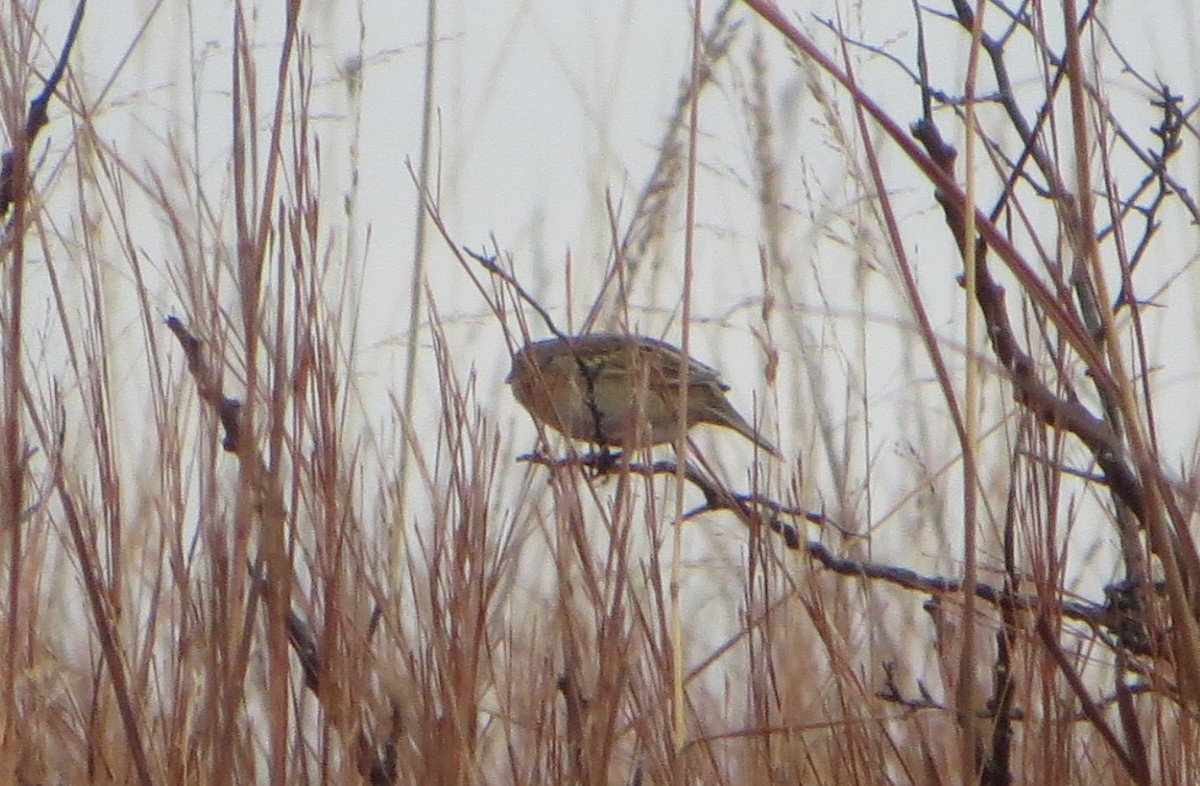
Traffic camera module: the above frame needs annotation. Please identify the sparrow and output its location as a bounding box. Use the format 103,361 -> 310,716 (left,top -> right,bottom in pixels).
507,333 -> 779,456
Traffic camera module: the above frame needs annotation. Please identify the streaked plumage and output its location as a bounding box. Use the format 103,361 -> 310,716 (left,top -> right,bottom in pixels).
506,333 -> 779,456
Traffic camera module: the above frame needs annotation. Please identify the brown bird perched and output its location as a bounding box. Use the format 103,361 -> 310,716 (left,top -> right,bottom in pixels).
506,333 -> 779,456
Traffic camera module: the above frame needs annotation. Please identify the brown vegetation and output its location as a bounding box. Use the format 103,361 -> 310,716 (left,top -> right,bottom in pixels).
1,0 -> 1198,783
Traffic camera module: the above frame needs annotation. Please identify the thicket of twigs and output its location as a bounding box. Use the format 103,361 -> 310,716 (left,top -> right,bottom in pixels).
1,1 -> 1198,783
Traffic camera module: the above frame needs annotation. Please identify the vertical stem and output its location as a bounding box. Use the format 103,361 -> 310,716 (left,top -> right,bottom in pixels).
0,105 -> 26,786
958,0 -> 988,779
397,0 -> 440,563
671,0 -> 703,769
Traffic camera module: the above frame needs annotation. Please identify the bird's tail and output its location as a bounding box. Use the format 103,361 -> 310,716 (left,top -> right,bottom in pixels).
708,399 -> 780,457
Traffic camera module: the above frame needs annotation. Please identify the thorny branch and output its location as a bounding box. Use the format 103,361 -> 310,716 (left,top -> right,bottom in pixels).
165,316 -> 244,453
519,451 -> 812,548
517,452 -> 1147,637
909,120 -> 1147,523
877,658 -> 1160,722
0,0 -> 85,220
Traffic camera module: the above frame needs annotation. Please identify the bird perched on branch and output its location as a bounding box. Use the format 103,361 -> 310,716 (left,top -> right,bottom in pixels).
507,333 -> 779,456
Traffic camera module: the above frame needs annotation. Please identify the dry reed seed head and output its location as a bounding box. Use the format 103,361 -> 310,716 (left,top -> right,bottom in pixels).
507,334 -> 779,456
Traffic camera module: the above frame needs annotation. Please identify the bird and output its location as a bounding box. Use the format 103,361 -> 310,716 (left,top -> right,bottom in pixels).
506,333 -> 779,456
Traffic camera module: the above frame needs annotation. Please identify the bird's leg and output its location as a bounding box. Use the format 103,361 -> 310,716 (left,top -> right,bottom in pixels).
583,446 -> 618,474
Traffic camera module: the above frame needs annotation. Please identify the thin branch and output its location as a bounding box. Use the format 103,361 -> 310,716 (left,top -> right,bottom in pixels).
164,316 -> 244,453
0,0 -> 85,218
